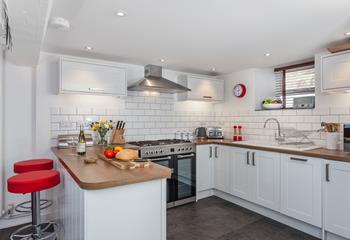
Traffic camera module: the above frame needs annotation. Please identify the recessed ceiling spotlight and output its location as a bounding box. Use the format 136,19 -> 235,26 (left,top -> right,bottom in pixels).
159,58 -> 165,62
264,53 -> 271,57
345,32 -> 350,37
84,46 -> 93,51
50,17 -> 70,31
115,11 -> 126,17
211,68 -> 216,72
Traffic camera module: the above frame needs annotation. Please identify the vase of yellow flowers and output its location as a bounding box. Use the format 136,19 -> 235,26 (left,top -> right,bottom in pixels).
90,120 -> 114,145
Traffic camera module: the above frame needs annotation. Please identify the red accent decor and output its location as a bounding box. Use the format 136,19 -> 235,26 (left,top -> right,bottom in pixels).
8,170 -> 60,194
233,83 -> 247,98
14,159 -> 53,174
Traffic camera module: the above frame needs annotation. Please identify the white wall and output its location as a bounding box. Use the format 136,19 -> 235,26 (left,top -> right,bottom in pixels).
214,68 -> 275,112
0,50 -> 4,215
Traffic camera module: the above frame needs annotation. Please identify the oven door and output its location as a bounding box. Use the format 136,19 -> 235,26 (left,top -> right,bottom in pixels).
174,153 -> 196,206
149,156 -> 175,204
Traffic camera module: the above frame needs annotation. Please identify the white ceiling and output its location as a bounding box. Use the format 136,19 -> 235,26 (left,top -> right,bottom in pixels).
42,0 -> 350,74
6,0 -> 52,66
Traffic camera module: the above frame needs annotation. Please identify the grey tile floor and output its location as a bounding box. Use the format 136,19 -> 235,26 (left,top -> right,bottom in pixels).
167,196 -> 320,240
0,197 -> 320,240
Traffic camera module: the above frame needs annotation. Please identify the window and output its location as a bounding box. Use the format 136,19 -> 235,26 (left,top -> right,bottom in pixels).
275,62 -> 315,108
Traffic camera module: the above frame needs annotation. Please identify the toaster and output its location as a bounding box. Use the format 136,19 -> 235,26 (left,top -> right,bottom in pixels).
207,127 -> 224,139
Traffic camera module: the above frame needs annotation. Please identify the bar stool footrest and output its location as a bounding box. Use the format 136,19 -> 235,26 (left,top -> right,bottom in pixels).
15,199 -> 53,213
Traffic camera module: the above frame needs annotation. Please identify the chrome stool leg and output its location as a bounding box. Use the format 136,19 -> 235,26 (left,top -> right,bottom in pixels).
10,192 -> 58,240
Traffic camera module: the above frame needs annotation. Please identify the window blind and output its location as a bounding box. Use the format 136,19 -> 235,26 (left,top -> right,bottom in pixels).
275,64 -> 315,108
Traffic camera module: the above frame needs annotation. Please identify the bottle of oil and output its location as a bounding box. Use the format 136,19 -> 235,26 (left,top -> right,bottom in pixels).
76,125 -> 86,155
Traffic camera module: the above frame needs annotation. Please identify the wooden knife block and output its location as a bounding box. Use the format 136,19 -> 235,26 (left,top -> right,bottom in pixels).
112,129 -> 125,145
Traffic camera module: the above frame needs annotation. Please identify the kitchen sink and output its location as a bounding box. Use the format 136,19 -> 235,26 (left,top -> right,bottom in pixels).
235,140 -> 321,151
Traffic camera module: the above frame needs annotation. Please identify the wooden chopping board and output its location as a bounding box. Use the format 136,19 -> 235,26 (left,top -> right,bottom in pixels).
98,154 -> 150,170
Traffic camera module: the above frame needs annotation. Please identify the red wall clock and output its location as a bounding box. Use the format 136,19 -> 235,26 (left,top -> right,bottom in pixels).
233,83 -> 247,98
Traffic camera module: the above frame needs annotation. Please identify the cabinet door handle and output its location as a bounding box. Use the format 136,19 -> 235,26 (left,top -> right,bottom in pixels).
326,163 -> 330,182
178,154 -> 195,158
290,157 -> 308,162
88,87 -> 105,92
214,146 -> 218,158
203,96 -> 213,99
209,146 -> 212,158
252,152 -> 256,166
246,151 -> 250,165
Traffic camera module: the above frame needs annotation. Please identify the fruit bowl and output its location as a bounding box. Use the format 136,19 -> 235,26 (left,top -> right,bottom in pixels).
262,103 -> 283,109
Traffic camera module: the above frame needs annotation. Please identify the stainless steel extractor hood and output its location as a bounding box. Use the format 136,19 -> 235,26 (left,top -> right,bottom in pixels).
128,65 -> 191,93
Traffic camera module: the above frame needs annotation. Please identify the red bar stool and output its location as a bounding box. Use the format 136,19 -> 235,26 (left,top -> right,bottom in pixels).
14,159 -> 53,174
13,159 -> 54,213
8,170 -> 60,240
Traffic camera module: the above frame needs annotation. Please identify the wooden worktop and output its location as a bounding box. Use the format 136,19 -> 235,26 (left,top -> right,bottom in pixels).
193,139 -> 350,163
51,146 -> 171,190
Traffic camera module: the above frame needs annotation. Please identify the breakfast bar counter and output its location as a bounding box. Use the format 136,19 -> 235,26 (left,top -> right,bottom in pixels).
51,146 -> 171,189
51,146 -> 170,240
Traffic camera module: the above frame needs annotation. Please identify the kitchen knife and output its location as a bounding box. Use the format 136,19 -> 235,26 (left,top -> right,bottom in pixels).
116,121 -> 120,129
121,122 -> 125,129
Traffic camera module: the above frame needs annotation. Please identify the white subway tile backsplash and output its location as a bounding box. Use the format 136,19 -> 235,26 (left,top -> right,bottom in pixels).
321,115 -> 339,123
77,107 -> 92,115
125,102 -> 138,109
50,93 -> 349,147
50,107 -> 60,115
92,107 -> 107,115
52,115 -> 68,122
302,115 -> 321,123
282,110 -> 297,116
339,115 -> 350,123
151,103 -> 161,110
60,107 -> 76,115
69,116 -> 84,122
106,108 -> 119,115
51,123 -> 60,131
330,106 -> 349,115
313,107 -> 330,116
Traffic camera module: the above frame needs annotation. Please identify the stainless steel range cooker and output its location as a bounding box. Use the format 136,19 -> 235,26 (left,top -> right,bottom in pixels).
128,139 -> 196,208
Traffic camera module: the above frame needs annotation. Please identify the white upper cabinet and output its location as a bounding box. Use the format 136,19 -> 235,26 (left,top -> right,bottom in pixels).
280,154 -> 322,227
59,57 -> 127,96
324,160 -> 350,239
321,51 -> 350,92
177,75 -> 224,101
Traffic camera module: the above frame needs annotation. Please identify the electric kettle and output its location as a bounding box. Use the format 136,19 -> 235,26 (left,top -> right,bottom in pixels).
194,127 -> 207,139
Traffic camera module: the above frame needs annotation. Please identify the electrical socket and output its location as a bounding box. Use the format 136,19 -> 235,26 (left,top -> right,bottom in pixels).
7,203 -> 14,215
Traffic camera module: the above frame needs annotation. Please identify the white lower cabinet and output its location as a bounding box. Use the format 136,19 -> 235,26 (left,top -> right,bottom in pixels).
199,143 -> 350,236
213,145 -> 231,193
281,154 -> 322,227
250,150 -> 281,211
219,147 -> 281,211
196,145 -> 214,192
324,160 -> 350,239
230,147 -> 251,200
